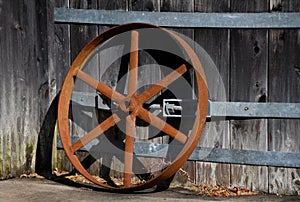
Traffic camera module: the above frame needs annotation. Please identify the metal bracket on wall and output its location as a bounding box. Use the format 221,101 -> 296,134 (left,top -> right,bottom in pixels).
71,92 -> 300,119
54,8 -> 300,28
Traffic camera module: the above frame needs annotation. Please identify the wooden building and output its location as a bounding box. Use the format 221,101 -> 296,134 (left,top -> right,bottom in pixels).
0,0 -> 299,195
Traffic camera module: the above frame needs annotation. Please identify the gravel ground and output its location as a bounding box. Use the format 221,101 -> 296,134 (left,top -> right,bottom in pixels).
0,178 -> 299,202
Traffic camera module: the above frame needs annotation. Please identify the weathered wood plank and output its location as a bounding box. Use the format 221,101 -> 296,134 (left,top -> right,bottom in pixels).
54,0 -> 101,174
53,0 -> 70,88
128,0 -> 165,183
129,0 -> 162,140
0,0 -> 54,178
52,0 -> 70,172
70,0 -> 100,174
0,0 -> 11,177
160,0 -> 194,37
0,0 -> 3,178
47,0 -> 300,194
268,0 -> 300,195
99,0 -> 128,11
195,0 -> 229,12
129,0 -> 159,11
69,0 -> 99,61
53,0 -> 72,173
98,0 -> 128,33
96,0 -> 129,180
230,0 -> 269,192
158,0 -> 196,185
35,0 -> 56,174
194,0 -> 230,187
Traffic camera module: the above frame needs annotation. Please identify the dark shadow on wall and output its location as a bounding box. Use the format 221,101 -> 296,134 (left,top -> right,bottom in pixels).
35,92 -> 60,176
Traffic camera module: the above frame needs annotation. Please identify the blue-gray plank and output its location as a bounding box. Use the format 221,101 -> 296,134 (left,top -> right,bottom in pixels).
208,101 -> 300,118
54,8 -> 300,28
56,137 -> 300,168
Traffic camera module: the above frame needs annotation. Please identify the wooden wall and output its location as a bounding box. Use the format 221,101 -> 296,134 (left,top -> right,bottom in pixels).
53,0 -> 300,195
268,1 -> 300,194
0,0 -> 55,178
0,0 -> 299,195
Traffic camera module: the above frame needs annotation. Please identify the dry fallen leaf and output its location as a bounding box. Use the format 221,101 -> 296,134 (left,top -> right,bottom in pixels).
19,173 -> 45,179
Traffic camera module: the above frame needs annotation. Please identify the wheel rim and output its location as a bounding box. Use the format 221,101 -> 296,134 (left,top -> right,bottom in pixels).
57,23 -> 208,191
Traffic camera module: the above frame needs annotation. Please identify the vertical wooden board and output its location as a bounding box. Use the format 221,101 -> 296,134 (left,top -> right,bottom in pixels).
67,0 -> 100,174
98,1 -> 128,32
70,0 -> 99,60
230,0 -> 269,192
158,0 -> 197,183
194,0 -> 230,187
1,0 -> 35,177
195,0 -> 229,12
0,0 -> 3,177
35,0 -> 56,175
129,0 -> 159,11
268,0 -> 300,195
128,0 -> 171,182
96,0 -> 128,179
0,1 -> 11,178
53,0 -> 72,172
54,0 -> 70,89
69,0 -> 99,92
160,0 -> 194,37
129,0 -> 162,141
96,0 -> 128,94
99,0 -> 128,10
0,0 -> 54,178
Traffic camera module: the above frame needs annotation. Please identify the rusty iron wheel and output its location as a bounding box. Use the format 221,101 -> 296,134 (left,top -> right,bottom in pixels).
57,23 -> 208,191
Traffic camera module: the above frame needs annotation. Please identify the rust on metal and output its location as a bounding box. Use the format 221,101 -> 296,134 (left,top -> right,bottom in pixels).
124,31 -> 139,188
57,23 -> 208,191
71,114 -> 121,153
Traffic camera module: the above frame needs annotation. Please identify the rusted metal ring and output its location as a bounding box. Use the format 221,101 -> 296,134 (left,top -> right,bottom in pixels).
58,23 -> 208,191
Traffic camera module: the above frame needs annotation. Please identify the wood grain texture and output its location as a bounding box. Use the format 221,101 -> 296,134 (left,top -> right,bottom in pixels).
158,0 -> 196,184
0,0 -> 54,178
160,0 -> 194,37
195,0 -> 229,12
97,0 -> 129,180
0,0 -> 296,193
53,0 -> 72,174
230,0 -> 269,192
53,0 -> 70,88
128,1 -> 165,183
129,0 -> 159,11
194,0 -> 230,187
268,0 -> 300,195
99,0 -> 128,11
51,0 -> 69,173
70,0 -> 99,61
56,0 -> 101,174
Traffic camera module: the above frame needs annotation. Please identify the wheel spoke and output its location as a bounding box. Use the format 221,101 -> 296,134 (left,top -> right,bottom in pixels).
123,115 -> 136,188
137,108 -> 187,144
138,64 -> 187,104
128,30 -> 139,97
76,70 -> 125,103
71,114 -> 121,153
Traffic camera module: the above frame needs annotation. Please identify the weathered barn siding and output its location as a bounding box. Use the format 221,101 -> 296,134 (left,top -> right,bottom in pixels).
0,0 -> 54,178
52,0 -> 300,195
268,0 -> 300,194
194,0 -> 231,187
230,0 -> 269,192
0,0 -> 299,195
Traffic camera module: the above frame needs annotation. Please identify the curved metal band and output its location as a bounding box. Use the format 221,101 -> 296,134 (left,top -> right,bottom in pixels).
57,23 -> 208,191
